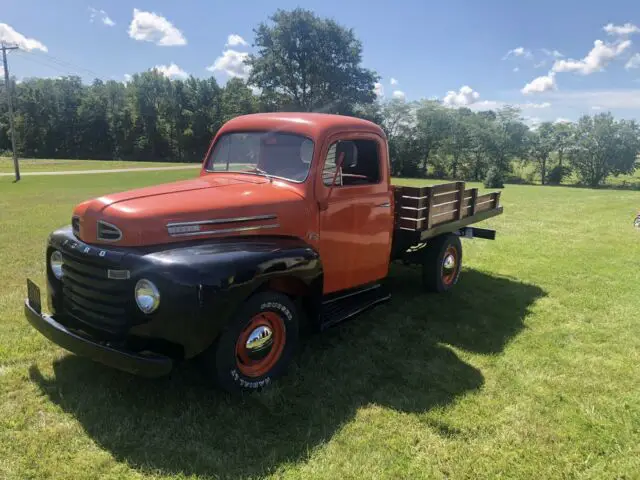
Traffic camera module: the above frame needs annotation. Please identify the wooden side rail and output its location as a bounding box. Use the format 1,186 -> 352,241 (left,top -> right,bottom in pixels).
394,182 -> 501,231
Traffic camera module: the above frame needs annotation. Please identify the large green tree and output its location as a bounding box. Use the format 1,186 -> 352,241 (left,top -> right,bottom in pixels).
414,100 -> 452,176
379,98 -> 421,176
568,113 -> 640,187
527,122 -> 556,185
247,8 -> 379,113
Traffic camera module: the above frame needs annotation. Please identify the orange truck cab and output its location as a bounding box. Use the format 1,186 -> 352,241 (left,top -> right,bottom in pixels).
25,113 -> 503,392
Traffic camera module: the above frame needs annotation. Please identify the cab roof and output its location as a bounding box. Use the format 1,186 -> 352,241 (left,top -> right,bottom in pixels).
219,112 -> 386,141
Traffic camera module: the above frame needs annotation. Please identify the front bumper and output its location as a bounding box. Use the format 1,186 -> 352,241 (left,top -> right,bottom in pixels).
25,280 -> 173,377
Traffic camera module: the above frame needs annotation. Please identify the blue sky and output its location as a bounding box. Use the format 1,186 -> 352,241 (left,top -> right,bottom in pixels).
2,0 -> 640,125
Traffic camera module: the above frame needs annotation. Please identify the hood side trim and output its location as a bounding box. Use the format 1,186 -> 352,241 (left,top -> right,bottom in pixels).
168,223 -> 280,238
166,214 -> 277,228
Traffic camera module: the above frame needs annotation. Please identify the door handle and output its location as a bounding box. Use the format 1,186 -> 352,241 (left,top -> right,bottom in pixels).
376,202 -> 391,208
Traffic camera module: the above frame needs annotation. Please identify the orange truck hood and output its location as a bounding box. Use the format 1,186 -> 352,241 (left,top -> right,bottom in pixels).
73,174 -> 310,247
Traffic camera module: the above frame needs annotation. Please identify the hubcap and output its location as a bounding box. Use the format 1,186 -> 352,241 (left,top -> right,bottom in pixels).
443,254 -> 456,272
441,246 -> 459,286
235,311 -> 286,378
245,325 -> 274,360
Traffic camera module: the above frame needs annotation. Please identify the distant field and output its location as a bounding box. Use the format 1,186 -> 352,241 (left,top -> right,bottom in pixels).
0,158 -> 196,173
1,171 -> 640,479
511,161 -> 640,189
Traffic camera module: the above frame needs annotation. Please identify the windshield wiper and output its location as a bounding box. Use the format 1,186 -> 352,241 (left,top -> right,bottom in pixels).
248,167 -> 273,181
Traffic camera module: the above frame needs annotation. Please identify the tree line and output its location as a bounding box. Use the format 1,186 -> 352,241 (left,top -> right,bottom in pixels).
1,8 -> 638,188
371,100 -> 640,187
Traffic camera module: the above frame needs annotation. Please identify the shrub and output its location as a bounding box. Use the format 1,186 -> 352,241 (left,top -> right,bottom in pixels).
547,165 -> 571,185
484,166 -> 505,188
504,174 -> 530,185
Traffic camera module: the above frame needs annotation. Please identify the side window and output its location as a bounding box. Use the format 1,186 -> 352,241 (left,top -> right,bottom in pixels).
322,143 -> 342,186
322,140 -> 381,187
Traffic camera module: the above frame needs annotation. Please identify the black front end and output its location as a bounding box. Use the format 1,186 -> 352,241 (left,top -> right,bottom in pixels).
25,226 -> 322,377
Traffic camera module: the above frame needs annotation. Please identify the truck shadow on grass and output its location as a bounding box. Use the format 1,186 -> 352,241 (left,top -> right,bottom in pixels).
29,267 -> 544,479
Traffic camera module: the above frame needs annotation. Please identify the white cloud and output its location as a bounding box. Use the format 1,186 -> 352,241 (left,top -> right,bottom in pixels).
123,73 -> 132,83
89,7 -> 115,27
513,67 -> 520,72
373,82 -> 384,98
625,53 -> 640,69
467,100 -> 551,112
603,23 -> 639,36
128,9 -> 186,46
390,77 -> 398,85
207,49 -> 251,78
519,101 -> 552,109
154,63 -> 188,79
523,116 -> 543,129
443,85 -> 480,106
552,40 -> 631,75
392,90 -> 406,100
534,60 -> 547,69
554,117 -> 573,124
468,100 -> 502,111
545,89 -> 640,109
542,49 -> 564,58
591,105 -> 602,110
522,72 -> 557,94
503,47 -> 532,60
0,23 -> 47,51
226,34 -> 248,47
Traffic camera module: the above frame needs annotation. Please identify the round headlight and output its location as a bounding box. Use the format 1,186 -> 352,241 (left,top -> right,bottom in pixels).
50,250 -> 64,279
134,279 -> 160,314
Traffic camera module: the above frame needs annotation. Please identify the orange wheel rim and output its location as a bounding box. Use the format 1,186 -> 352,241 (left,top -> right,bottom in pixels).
235,311 -> 286,378
441,246 -> 458,286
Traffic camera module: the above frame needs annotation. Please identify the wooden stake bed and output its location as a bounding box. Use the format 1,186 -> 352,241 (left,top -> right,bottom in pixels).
393,182 -> 503,241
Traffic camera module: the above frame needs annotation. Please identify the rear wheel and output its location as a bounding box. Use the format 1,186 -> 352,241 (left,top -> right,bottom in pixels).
422,234 -> 463,293
202,291 -> 299,393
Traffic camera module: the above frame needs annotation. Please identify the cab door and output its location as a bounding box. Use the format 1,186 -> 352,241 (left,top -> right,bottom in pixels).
317,133 -> 393,294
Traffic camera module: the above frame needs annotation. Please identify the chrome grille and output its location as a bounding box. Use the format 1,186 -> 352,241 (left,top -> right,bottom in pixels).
97,221 -> 122,242
60,251 -> 129,333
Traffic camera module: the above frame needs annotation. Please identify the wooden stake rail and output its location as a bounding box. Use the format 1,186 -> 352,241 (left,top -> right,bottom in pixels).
393,182 -> 502,232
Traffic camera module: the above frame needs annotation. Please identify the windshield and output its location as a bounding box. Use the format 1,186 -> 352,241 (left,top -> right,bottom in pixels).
205,132 -> 314,183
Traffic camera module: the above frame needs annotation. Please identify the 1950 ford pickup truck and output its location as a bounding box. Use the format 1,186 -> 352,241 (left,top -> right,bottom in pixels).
25,113 -> 503,392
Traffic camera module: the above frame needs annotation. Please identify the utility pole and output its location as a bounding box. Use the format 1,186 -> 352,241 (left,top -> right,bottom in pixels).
2,42 -> 20,182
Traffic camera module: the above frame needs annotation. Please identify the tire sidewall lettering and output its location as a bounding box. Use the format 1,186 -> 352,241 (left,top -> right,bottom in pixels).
230,368 -> 272,389
259,301 -> 293,322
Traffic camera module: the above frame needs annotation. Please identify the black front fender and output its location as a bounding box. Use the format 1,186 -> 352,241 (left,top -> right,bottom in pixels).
128,236 -> 323,357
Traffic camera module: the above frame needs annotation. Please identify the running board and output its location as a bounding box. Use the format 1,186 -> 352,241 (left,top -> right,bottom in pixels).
320,283 -> 391,330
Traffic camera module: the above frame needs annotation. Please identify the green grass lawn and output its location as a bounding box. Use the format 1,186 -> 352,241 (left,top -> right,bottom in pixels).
0,158 -> 195,173
1,172 -> 640,479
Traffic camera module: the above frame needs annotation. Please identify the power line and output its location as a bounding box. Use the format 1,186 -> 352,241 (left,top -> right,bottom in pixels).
17,49 -> 101,79
36,51 -> 101,78
14,51 -> 79,76
2,41 -> 20,182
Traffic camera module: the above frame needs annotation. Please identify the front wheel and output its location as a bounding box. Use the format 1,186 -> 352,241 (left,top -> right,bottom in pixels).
422,234 -> 463,293
202,291 -> 299,393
